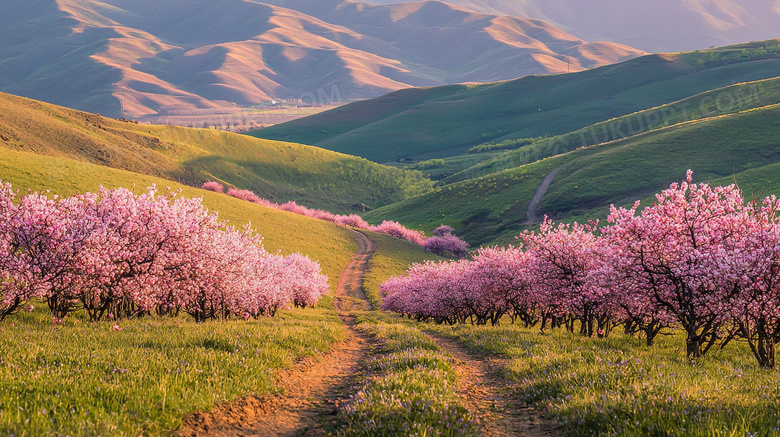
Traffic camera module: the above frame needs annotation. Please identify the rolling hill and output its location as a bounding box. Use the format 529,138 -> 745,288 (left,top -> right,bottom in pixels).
366,0 -> 780,52
0,0 -> 642,121
363,100 -> 780,246
0,92 -> 432,212
251,41 -> 780,163
445,75 -> 780,184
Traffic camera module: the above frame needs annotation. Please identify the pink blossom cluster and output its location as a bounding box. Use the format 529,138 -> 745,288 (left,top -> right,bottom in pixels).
0,182 -> 329,323
368,220 -> 426,245
432,225 -> 454,237
382,171 -> 780,368
423,225 -> 469,258
201,181 -> 225,194
206,182 -> 442,247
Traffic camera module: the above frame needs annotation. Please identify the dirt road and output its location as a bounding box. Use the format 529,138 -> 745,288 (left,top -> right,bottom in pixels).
425,332 -> 559,436
178,229 -> 377,436
526,165 -> 569,224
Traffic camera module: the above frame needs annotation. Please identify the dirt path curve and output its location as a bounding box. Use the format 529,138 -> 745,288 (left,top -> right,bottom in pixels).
425,331 -> 560,437
526,165 -> 570,224
178,230 -> 377,436
334,229 -> 375,312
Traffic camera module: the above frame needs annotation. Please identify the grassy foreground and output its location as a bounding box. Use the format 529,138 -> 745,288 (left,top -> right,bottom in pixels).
0,305 -> 347,436
423,323 -> 780,436
336,313 -> 477,436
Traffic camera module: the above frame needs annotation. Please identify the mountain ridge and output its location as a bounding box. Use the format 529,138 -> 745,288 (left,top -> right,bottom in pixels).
364,0 -> 780,52
0,0 -> 643,119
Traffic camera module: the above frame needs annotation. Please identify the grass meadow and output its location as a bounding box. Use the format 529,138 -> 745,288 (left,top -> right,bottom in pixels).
0,91 -> 432,213
366,102 -> 780,247
0,304 -> 347,436
424,322 -> 780,436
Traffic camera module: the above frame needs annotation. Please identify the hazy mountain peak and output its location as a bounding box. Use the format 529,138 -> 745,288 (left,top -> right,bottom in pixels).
365,0 -> 780,51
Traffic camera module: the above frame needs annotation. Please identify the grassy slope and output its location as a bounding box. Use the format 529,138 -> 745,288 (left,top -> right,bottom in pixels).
365,103 -> 780,246
446,75 -> 780,183
0,147 -> 358,291
251,41 -> 780,163
0,92 -> 432,212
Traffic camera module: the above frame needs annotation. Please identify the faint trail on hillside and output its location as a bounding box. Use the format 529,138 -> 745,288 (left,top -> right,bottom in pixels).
424,331 -> 560,437
526,165 -> 570,224
178,230 -> 378,436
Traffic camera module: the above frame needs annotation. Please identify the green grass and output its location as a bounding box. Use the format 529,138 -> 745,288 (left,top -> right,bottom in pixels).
423,323 -> 780,436
536,104 -> 780,215
336,313 -> 477,436
0,147 -> 358,292
252,41 -> 780,163
388,151 -> 501,182
0,304 -> 347,436
0,92 -> 432,212
362,233 -> 444,309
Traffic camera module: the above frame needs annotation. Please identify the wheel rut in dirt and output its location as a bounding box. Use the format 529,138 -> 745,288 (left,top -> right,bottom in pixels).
334,229 -> 375,312
424,331 -> 560,437
178,230 -> 377,436
179,315 -> 373,436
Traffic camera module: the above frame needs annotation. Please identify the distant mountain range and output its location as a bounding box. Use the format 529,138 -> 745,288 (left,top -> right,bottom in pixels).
365,0 -> 780,52
0,0 -> 642,120
251,41 -> 780,163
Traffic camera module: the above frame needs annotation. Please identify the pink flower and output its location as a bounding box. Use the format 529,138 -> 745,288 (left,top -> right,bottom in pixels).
112,324 -> 121,331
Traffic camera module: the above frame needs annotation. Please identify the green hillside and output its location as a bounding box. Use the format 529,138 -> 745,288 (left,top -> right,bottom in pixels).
251,40 -> 780,163
0,147 -> 358,292
0,92 -> 432,213
446,76 -> 780,183
364,102 -> 780,246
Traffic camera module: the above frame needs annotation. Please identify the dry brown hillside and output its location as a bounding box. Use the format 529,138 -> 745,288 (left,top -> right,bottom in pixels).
0,0 -> 643,120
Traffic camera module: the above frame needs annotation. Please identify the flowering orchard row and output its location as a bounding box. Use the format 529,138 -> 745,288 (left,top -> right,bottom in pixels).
382,171 -> 780,368
203,181 -> 468,257
0,182 -> 329,323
